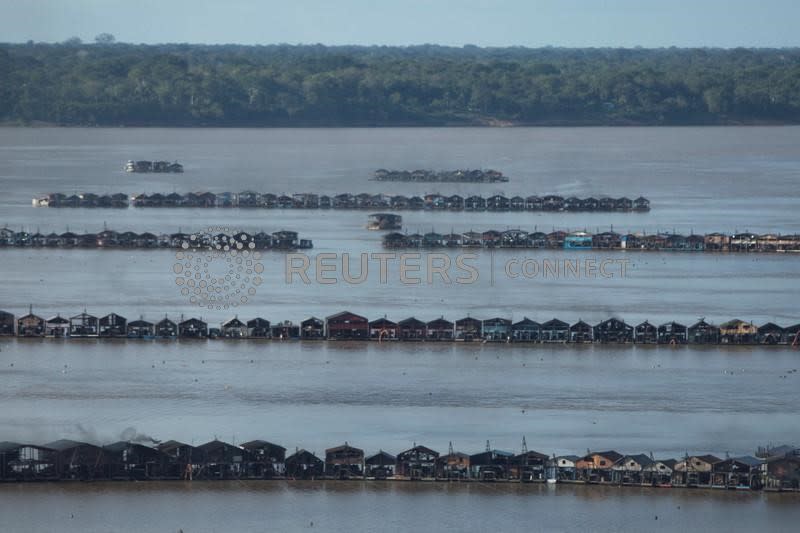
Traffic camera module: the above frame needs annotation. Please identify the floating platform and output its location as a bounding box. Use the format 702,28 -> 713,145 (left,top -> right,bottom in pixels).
32,192 -> 651,212
372,168 -> 509,182
382,228 -> 800,253
0,437 -> 794,490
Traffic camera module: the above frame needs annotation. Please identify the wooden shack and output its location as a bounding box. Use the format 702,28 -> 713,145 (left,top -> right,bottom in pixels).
99,313 -> 127,337
271,321 -> 300,339
0,310 -> 14,335
396,445 -> 439,479
672,455 -> 721,486
325,443 -> 365,479
325,311 -> 369,340
104,441 -> 166,480
301,317 -> 324,339
127,318 -> 154,338
719,319 -> 757,344
369,317 -> 398,340
511,450 -> 549,482
482,318 -> 511,342
436,446 -> 470,480
634,321 -> 657,344
512,318 -> 541,342
196,440 -> 251,479
0,442 -> 57,481
469,448 -> 515,480
711,456 -> 763,489
657,322 -> 687,344
398,317 -> 427,340
576,450 -> 623,483
688,319 -> 720,344
365,451 -> 396,479
569,320 -> 593,343
426,317 -> 454,341
246,317 -> 271,338
757,322 -> 786,345
69,311 -> 99,337
240,440 -> 286,478
285,449 -> 324,479
156,440 -> 201,480
540,318 -> 569,342
45,439 -> 108,480
611,454 -> 654,484
178,317 -> 208,338
455,316 -> 482,341
764,454 -> 800,490
593,318 -> 634,343
641,459 -> 677,486
221,317 -> 248,338
17,309 -> 45,337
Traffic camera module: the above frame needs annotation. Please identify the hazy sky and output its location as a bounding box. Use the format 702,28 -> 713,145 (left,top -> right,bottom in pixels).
1,0 -> 798,48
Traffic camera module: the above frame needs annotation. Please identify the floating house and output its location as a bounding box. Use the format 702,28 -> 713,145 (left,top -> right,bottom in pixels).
240,440 -> 286,478
396,445 -> 439,479
325,311 -> 369,340
512,449 -> 549,482
127,318 -> 155,338
455,316 -> 482,341
757,322 -> 785,345
369,317 -> 398,340
673,455 -> 721,487
482,318 -> 512,341
365,451 -> 396,479
221,317 -> 248,338
156,440 -> 201,480
469,448 -> 515,480
0,310 -> 14,336
178,318 -> 208,338
641,459 -> 678,486
301,317 -> 324,339
196,440 -> 251,479
564,231 -> 593,250
325,443 -> 364,479
104,441 -> 166,480
711,456 -> 763,489
426,317 -> 454,341
634,321 -> 657,344
657,322 -> 688,344
569,320 -> 593,343
764,453 -> 800,490
69,311 -> 99,337
246,317 -> 271,338
155,317 -> 178,338
17,309 -> 45,337
593,318 -> 633,343
576,451 -> 623,483
611,454 -> 654,485
0,442 -> 57,481
45,440 -> 107,480
99,313 -> 127,337
398,317 -> 427,340
688,320 -> 720,344
285,449 -> 324,479
271,321 -> 300,339
540,318 -> 569,342
719,319 -> 757,344
554,456 -> 580,481
436,447 -> 470,480
512,318 -> 541,342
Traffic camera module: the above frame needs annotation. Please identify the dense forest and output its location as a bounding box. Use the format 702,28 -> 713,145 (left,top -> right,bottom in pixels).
1,41 -> 800,126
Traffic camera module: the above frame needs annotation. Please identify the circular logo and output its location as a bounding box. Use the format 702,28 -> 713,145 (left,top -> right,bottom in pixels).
173,226 -> 264,309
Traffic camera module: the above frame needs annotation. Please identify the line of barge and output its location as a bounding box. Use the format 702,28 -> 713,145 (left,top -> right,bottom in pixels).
2,309 -> 797,346
0,439 -> 797,491
32,192 -> 651,212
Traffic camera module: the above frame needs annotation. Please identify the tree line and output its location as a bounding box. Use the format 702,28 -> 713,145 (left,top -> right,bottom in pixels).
1,41 -> 799,126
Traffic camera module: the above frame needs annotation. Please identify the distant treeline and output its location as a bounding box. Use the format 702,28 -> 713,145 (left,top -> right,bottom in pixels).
2,42 -> 800,126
